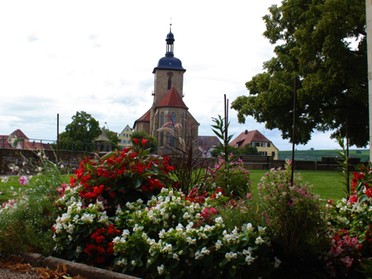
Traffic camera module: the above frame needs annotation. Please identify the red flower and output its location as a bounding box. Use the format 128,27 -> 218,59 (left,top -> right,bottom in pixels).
365,187 -> 372,198
201,207 -> 219,220
132,138 -> 139,145
348,195 -> 358,204
141,138 -> 149,146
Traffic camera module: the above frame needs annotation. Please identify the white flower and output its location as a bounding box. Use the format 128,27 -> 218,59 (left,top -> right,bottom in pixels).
133,224 -> 143,232
122,229 -> 130,237
215,240 -> 222,250
81,213 -> 94,223
176,223 -> 184,232
255,236 -> 265,245
243,248 -> 255,265
161,243 -> 173,254
59,213 -> 70,223
66,223 -> 75,234
183,212 -> 190,219
201,247 -> 210,255
158,229 -> 166,238
214,216 -> 224,225
54,223 -> 63,234
257,226 -> 266,234
274,257 -> 282,268
225,252 -> 238,261
116,258 -> 128,266
194,250 -> 203,260
243,223 -> 253,232
98,212 -> 108,223
157,264 -> 165,275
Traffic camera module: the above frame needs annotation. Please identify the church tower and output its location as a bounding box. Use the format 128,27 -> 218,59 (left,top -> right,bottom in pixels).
152,26 -> 186,105
134,26 -> 199,153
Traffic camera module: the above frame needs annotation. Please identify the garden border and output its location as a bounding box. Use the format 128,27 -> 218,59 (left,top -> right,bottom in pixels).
21,253 -> 139,279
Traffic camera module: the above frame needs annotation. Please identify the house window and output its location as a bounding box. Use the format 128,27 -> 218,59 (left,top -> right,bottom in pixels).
268,142 -> 271,147
271,151 -> 275,157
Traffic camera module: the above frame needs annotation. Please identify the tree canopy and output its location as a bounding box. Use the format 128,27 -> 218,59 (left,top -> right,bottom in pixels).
59,111 -> 101,151
231,0 -> 368,147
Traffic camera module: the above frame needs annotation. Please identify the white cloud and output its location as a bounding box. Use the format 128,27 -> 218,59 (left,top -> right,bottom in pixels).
0,0 -> 344,150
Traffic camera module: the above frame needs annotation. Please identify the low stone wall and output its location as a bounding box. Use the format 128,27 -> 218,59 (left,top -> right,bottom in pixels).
0,149 -> 94,175
1,149 -> 363,175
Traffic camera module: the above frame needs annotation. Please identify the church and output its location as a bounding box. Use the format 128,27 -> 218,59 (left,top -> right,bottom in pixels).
133,27 -> 199,154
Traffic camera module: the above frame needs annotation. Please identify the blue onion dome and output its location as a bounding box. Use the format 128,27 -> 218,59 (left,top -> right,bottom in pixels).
153,27 -> 185,72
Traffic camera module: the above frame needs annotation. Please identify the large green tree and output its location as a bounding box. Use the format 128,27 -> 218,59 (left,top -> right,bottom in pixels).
232,0 -> 368,146
59,111 -> 101,151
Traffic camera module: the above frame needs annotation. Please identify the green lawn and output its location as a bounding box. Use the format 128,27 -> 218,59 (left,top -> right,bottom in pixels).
249,169 -> 346,201
0,174 -> 70,204
1,170 -> 347,204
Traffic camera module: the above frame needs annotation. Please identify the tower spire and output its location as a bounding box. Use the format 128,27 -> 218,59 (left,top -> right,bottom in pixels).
165,23 -> 175,57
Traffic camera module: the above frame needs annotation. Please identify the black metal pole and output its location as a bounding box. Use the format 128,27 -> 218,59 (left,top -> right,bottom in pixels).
57,113 -> 60,161
224,94 -> 229,163
291,78 -> 296,187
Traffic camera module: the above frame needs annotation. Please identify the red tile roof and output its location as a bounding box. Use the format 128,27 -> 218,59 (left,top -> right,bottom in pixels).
10,129 -> 29,140
156,86 -> 188,109
136,109 -> 151,123
230,130 -> 270,148
0,129 -> 51,150
198,136 -> 221,152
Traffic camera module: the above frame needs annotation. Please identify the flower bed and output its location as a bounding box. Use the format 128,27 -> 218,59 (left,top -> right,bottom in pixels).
0,145 -> 371,278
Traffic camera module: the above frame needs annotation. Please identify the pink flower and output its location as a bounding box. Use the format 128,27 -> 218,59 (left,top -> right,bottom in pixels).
57,183 -> 69,196
18,176 -> 29,186
341,256 -> 354,268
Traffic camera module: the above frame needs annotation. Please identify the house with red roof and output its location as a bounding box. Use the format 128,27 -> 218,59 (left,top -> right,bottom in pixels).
133,27 -> 199,153
0,129 -> 52,150
230,130 -> 279,160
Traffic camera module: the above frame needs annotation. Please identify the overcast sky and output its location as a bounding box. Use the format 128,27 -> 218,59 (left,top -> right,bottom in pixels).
0,0 -> 348,151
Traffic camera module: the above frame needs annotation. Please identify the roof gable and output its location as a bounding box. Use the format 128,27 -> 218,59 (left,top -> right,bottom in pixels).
230,130 -> 270,147
10,129 -> 29,140
156,86 -> 188,109
136,109 -> 151,123
198,136 -> 221,152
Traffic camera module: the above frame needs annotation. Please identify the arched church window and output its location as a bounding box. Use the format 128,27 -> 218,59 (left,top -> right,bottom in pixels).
160,112 -> 165,127
167,72 -> 173,90
170,112 -> 176,125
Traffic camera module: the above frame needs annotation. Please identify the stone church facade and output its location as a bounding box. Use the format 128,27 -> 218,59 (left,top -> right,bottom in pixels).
133,27 -> 199,153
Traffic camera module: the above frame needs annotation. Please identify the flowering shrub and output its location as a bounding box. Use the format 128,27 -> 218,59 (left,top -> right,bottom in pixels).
0,151 -> 67,255
326,165 -> 372,277
53,142 -> 175,265
326,229 -> 364,277
113,188 -> 278,278
70,141 -> 175,215
257,161 -> 328,275
204,154 -> 251,198
53,186 -> 119,265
